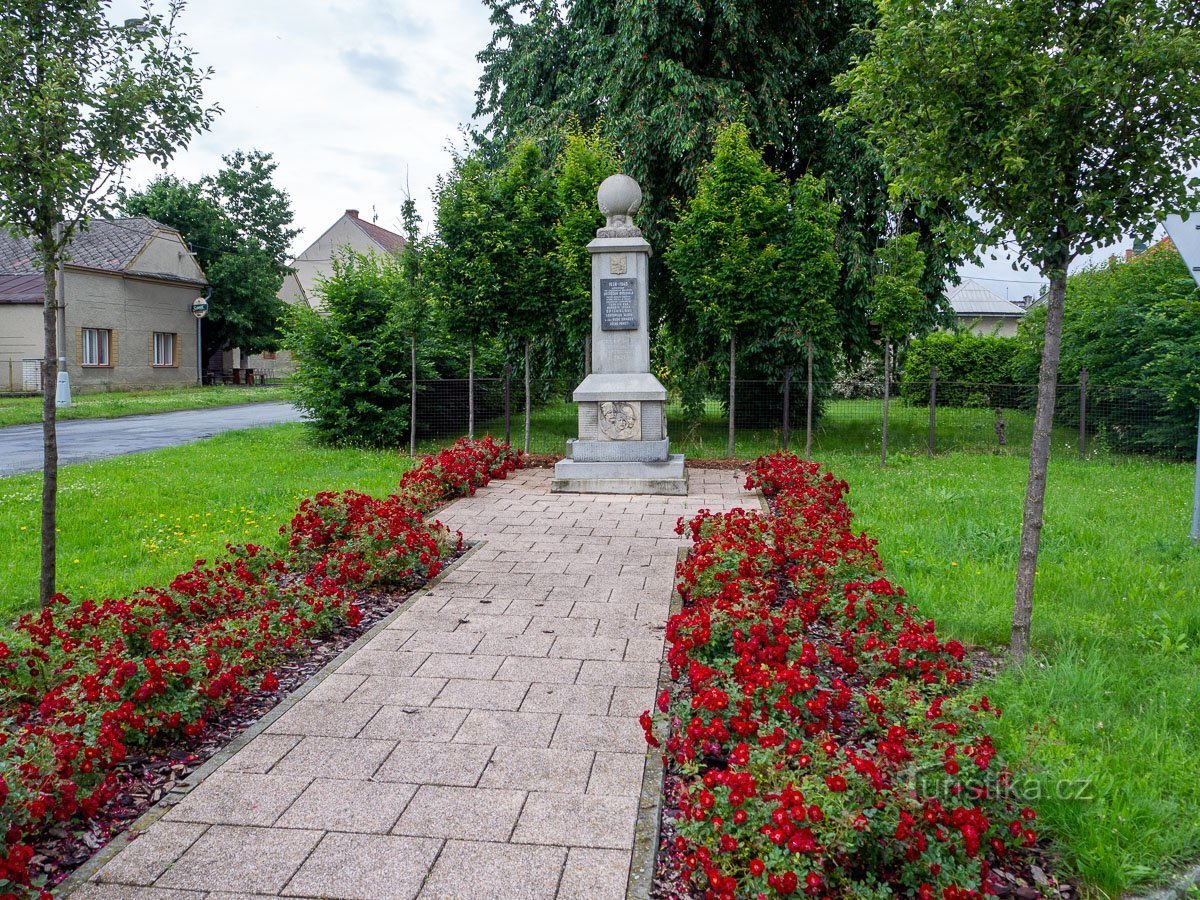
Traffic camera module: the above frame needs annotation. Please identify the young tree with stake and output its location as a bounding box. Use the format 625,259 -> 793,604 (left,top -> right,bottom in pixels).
841,0 -> 1200,661
0,0 -> 215,607
871,233 -> 927,467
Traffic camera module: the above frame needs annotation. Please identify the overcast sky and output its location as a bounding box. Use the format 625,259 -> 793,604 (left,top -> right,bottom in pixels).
111,0 -> 1151,302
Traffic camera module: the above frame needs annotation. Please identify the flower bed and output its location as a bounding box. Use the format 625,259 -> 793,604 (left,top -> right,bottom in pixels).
0,437 -> 521,898
645,453 -> 1038,899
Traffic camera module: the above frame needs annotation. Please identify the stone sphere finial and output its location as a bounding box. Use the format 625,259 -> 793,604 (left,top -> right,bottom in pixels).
596,174 -> 643,237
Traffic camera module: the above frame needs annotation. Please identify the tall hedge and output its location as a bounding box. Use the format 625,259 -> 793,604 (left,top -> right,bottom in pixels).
1012,244 -> 1200,456
899,331 -> 1018,406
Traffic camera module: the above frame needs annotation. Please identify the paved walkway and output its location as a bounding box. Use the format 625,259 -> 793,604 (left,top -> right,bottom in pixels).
0,402 -> 303,476
73,467 -> 749,900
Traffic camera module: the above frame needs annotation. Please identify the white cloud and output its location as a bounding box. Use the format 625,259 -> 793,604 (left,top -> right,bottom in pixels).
114,0 -> 493,252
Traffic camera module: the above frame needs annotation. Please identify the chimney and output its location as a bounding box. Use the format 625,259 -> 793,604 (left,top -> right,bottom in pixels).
1124,248 -> 1134,261
346,209 -> 359,219
1022,295 -> 1032,307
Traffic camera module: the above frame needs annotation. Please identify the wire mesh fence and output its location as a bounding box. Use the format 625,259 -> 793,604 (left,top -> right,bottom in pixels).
406,370 -> 1188,461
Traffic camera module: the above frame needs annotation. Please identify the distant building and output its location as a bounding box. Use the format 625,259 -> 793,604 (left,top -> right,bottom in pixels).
945,280 -> 1026,337
0,218 -> 207,392
241,209 -> 406,376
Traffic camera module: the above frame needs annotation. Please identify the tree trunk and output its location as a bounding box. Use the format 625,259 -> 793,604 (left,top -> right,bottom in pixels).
881,342 -> 890,467
39,238 -> 59,608
1010,264 -> 1068,664
409,336 -> 417,456
727,334 -> 736,460
523,338 -> 531,453
468,341 -> 475,440
805,337 -> 814,461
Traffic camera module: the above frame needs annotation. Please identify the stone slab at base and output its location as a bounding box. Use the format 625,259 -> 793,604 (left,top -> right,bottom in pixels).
566,437 -> 670,462
551,454 -> 688,495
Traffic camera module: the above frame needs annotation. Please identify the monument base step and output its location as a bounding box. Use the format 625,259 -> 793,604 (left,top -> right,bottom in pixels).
551,455 -> 688,495
565,437 -> 670,462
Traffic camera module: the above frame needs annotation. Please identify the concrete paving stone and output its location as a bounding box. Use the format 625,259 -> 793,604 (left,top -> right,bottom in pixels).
427,581 -> 495,598
551,715 -> 645,753
587,752 -> 647,796
635,602 -> 667,622
414,652 -> 505,680
623,637 -> 665,662
418,840 -> 566,900
164,773 -> 311,826
393,785 -> 526,841
549,636 -> 627,660
577,660 -> 659,688
511,560 -> 571,575
223,733 -> 301,775
527,615 -> 598,637
458,556 -> 513,572
299,672 -> 366,704
558,848 -> 632,900
567,601 -> 629,620
595,618 -> 664,640
608,686 -> 656,718
456,614 -> 533,635
471,570 -> 535,586
155,825 -> 322,893
271,736 -> 396,779
360,705 -> 469,742
401,630 -> 484,654
93,821 -> 208,885
74,886 -> 204,900
504,598 -> 573,617
337,650 -> 429,677
453,709 -> 560,748
520,682 -> 613,716
375,741 -> 495,786
512,793 -> 638,849
434,677 -> 530,710
494,656 -> 581,684
282,832 -> 441,900
439,596 -> 512,616
275,778 -> 417,832
265,701 -> 381,738
479,747 -> 593,793
474,632 -> 555,657
345,675 -> 447,706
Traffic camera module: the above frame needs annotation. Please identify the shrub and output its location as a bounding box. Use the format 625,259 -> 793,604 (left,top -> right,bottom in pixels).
0,437 -> 523,897
900,332 -> 1018,406
1012,244 -> 1200,456
646,453 -> 1036,898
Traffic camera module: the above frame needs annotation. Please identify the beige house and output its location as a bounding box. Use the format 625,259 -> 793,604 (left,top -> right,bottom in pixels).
0,218 -> 207,392
240,208 -> 406,375
945,280 -> 1026,337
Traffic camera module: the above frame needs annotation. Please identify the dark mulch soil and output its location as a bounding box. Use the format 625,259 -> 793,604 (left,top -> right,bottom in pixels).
32,559 -> 458,893
649,506 -> 1077,899
522,453 -> 562,468
684,458 -> 751,471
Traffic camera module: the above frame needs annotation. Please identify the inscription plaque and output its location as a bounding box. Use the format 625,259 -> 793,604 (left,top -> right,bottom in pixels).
600,278 -> 638,331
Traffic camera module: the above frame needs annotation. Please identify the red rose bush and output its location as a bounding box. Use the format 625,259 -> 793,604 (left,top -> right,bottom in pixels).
0,437 -> 522,897
648,453 -> 1036,899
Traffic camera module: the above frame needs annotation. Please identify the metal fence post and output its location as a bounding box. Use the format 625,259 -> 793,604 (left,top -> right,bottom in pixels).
805,338 -> 814,460
1079,367 -> 1089,457
928,365 -> 938,456
781,366 -> 792,452
409,337 -> 417,456
503,362 -> 512,446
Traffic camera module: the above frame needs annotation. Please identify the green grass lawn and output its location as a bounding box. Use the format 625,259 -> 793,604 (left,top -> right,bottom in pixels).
0,424 -> 411,625
826,450 -> 1200,897
0,384 -> 292,428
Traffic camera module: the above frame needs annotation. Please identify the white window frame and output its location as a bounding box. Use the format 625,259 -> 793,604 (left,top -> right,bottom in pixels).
82,328 -> 110,367
153,332 -> 176,367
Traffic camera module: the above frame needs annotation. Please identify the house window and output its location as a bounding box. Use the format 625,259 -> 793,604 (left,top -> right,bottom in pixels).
262,351 -> 277,361
153,332 -> 177,367
81,328 -> 111,367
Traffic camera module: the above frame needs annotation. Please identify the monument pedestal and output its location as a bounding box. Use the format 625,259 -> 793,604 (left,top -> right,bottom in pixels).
551,174 -> 686,495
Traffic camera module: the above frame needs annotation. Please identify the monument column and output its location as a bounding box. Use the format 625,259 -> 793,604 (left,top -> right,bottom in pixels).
552,175 -> 687,495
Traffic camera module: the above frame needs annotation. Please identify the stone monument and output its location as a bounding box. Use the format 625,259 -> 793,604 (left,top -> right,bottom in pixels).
552,175 -> 687,495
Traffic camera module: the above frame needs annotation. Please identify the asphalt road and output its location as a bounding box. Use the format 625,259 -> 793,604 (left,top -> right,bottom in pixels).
0,402 -> 305,477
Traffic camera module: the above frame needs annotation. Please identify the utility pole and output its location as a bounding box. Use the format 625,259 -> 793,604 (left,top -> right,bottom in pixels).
53,223 -> 71,407
1163,213 -> 1200,543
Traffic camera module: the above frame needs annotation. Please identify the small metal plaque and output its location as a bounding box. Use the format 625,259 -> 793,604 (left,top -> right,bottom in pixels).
600,278 -> 638,331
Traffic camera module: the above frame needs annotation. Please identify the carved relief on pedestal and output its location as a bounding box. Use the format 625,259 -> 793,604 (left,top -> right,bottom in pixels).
597,400 -> 641,440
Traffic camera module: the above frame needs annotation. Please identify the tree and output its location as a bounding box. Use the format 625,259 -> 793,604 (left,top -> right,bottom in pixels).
553,125 -> 620,374
123,149 -> 298,360
396,196 -> 427,455
0,0 -> 214,607
492,137 -> 562,451
870,233 -> 927,466
667,123 -> 791,458
284,251 -> 410,448
841,0 -> 1200,662
428,152 -> 503,439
